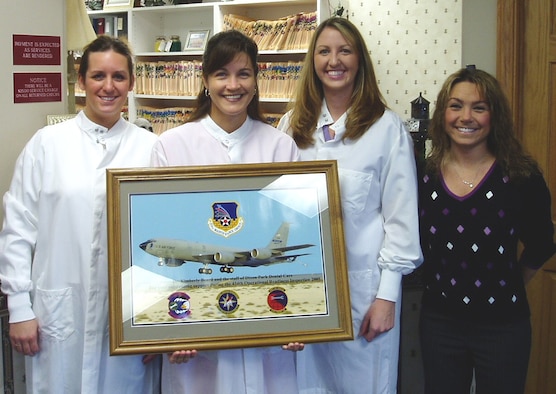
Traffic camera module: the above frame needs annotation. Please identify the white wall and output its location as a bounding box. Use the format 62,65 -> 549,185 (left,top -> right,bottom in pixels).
0,1 -> 65,392
0,1 -> 66,222
462,0 -> 497,75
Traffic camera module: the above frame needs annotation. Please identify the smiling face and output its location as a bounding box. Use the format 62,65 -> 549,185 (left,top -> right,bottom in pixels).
78,50 -> 133,129
313,26 -> 359,99
203,52 -> 257,133
444,81 -> 491,151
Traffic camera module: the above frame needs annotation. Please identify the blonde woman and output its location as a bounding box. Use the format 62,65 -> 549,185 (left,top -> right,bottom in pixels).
278,17 -> 423,393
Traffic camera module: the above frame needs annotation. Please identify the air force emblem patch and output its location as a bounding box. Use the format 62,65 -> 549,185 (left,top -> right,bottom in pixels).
208,202 -> 243,237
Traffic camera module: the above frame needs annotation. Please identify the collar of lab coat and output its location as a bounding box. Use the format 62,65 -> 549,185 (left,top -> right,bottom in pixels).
201,115 -> 253,148
316,99 -> 348,141
75,110 -> 127,141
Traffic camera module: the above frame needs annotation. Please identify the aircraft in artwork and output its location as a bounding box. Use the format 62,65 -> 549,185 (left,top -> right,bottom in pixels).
138,222 -> 314,274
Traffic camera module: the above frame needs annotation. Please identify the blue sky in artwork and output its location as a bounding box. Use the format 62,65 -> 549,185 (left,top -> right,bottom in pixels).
129,188 -> 324,280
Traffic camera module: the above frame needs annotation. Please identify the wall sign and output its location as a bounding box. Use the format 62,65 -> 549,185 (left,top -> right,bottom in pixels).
13,73 -> 62,103
13,34 -> 61,66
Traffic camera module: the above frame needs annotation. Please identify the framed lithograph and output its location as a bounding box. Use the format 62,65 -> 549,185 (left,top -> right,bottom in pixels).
103,0 -> 133,11
107,160 -> 352,355
184,29 -> 210,50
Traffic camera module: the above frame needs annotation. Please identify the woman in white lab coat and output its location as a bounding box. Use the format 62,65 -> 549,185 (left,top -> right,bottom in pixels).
0,36 -> 160,393
152,30 -> 302,394
278,17 -> 423,393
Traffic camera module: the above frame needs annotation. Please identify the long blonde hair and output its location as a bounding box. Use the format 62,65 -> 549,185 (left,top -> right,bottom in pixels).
287,17 -> 387,148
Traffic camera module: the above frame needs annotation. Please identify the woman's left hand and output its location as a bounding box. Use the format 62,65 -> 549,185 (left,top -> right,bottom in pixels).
359,298 -> 395,342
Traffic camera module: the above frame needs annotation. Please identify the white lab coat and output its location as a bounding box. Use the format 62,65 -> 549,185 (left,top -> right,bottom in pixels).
151,116 -> 299,166
0,111 -> 160,394
152,115 -> 300,394
278,103 -> 423,394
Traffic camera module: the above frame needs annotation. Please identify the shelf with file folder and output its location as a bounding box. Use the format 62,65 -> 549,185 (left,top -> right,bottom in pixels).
133,59 -> 302,102
88,11 -> 128,38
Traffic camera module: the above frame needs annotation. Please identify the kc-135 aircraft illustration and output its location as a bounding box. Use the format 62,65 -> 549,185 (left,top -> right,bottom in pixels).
139,222 -> 314,274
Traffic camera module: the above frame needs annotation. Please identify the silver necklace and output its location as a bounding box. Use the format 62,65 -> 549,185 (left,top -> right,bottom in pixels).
452,165 -> 482,188
460,178 -> 476,188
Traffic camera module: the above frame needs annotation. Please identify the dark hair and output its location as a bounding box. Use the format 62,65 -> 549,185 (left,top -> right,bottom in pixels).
187,30 -> 264,123
286,17 -> 387,148
78,35 -> 134,81
427,67 -> 539,179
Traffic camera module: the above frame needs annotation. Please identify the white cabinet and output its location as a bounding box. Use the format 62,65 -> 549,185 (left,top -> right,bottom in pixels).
88,0 -> 329,128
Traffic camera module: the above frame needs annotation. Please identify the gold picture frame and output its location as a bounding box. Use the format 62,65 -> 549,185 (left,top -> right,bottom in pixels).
107,160 -> 352,355
103,0 -> 133,11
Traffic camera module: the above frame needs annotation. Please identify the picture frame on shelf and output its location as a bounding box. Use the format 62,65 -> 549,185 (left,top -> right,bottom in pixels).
103,0 -> 133,11
184,29 -> 210,50
106,160 -> 352,355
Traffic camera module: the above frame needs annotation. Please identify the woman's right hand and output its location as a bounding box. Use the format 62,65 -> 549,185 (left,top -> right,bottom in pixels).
167,349 -> 198,364
10,318 -> 40,356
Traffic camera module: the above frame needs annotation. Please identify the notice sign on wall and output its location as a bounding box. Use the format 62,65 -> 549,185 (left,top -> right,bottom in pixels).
13,34 -> 61,66
14,73 -> 62,103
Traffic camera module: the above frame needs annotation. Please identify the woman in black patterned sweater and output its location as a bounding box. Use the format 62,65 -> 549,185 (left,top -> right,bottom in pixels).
418,67 -> 556,394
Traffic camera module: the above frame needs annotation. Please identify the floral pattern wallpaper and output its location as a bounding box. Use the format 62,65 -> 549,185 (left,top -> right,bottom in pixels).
339,0 -> 462,118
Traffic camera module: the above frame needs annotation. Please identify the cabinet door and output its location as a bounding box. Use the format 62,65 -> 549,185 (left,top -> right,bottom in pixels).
498,1 -> 556,392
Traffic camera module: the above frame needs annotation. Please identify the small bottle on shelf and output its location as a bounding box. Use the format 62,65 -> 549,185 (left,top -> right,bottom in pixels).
169,35 -> 182,52
154,36 -> 166,52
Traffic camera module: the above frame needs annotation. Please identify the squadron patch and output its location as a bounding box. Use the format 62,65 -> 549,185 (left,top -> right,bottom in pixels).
216,290 -> 240,314
208,202 -> 243,237
267,287 -> 288,313
168,292 -> 191,319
